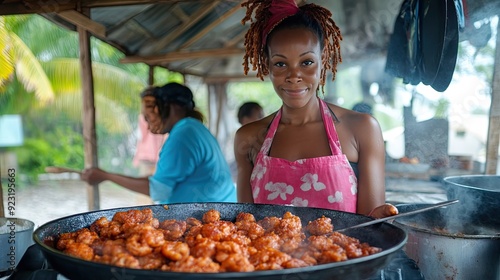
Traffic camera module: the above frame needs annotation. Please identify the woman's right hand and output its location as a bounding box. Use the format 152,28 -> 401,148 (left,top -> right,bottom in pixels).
81,167 -> 108,185
368,203 -> 399,219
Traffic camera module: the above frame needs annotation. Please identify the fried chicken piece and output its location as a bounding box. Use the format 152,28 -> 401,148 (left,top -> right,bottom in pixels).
202,209 -> 221,224
113,209 -> 153,224
223,232 -> 252,247
159,219 -> 187,241
190,236 -> 217,259
235,212 -> 256,223
110,252 -> 140,269
308,235 -> 347,263
169,256 -> 220,273
215,241 -> 247,262
249,247 -> 291,271
235,220 -> 265,240
275,212 -> 303,239
186,217 -> 202,227
282,258 -> 310,269
306,216 -> 333,236
258,216 -> 281,233
184,225 -> 202,247
138,252 -> 165,270
201,221 -> 236,241
317,244 -> 347,263
56,232 -> 77,250
161,241 -> 190,261
252,232 -> 281,250
64,242 -> 94,261
220,254 -> 255,272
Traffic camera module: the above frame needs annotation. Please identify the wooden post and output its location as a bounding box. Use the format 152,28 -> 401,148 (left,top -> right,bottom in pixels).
485,20 -> 500,175
0,177 -> 4,217
148,66 -> 155,86
78,12 -> 100,210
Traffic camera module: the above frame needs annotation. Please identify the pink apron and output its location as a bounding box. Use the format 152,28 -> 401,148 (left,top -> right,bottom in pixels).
250,98 -> 357,212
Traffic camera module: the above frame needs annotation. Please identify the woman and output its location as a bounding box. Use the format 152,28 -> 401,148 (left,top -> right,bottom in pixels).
82,83 -> 236,204
235,0 -> 396,218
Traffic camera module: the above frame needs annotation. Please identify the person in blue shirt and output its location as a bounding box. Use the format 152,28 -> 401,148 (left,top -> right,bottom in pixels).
81,83 -> 236,204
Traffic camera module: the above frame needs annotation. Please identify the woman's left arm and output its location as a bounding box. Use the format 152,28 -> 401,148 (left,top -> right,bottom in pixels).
354,114 -> 387,216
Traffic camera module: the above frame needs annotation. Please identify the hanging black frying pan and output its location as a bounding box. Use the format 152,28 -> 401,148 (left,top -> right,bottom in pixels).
33,203 -> 407,280
431,0 -> 460,92
419,0 -> 448,86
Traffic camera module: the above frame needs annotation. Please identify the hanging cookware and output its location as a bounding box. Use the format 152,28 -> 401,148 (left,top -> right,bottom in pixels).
33,203 -> 407,280
393,203 -> 499,280
419,0 -> 448,86
385,0 -> 421,85
430,0 -> 460,91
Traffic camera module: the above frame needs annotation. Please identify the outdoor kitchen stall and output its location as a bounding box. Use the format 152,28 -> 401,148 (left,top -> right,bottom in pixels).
1,0 -> 499,279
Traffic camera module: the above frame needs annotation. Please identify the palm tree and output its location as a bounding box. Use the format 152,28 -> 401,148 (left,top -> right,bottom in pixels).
1,15 -> 150,133
0,14 -> 173,178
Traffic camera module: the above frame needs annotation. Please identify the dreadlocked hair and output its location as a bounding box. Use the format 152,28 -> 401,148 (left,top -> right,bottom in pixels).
241,1 -> 342,91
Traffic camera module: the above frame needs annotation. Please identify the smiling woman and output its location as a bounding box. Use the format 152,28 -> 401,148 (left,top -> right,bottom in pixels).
234,0 -> 397,218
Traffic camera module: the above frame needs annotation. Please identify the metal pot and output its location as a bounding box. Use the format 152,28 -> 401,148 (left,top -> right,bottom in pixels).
443,175 -> 500,225
33,203 -> 407,280
0,218 -> 35,275
393,204 -> 500,280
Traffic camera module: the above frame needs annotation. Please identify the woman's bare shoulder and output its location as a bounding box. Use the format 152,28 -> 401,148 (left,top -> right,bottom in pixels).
327,103 -> 378,126
235,114 -> 274,139
326,103 -> 382,141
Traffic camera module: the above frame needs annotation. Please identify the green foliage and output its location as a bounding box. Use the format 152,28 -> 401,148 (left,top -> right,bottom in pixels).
434,98 -> 450,119
227,81 -> 281,114
14,126 -> 84,182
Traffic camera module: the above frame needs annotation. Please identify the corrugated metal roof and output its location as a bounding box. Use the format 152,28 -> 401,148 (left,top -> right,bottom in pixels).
1,0 -> 498,81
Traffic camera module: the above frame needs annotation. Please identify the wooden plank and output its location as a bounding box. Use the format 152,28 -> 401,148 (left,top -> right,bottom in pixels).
0,178 -> 4,217
180,3 -> 242,49
0,2 -> 76,15
78,12 -> 100,211
485,20 -> 500,174
142,1 -> 221,54
81,0 -> 212,8
120,48 -> 244,64
57,10 -> 106,38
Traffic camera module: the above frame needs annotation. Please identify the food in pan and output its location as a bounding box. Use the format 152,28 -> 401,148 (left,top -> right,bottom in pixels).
51,208 -> 381,272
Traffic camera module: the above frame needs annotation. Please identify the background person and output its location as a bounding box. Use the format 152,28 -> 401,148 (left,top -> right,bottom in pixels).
229,101 -> 264,182
133,107 -> 167,176
237,101 -> 264,126
81,83 -> 236,204
235,0 -> 397,218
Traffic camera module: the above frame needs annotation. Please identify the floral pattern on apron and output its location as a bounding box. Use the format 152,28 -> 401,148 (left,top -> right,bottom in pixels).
250,98 -> 357,212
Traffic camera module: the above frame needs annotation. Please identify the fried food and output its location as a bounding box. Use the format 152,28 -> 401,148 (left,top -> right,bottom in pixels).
54,209 -> 381,272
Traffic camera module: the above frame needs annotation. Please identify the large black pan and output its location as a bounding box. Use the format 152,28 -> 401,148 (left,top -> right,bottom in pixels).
33,203 -> 407,280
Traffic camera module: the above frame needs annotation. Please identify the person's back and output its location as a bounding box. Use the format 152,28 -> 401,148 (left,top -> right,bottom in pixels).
150,117 -> 235,203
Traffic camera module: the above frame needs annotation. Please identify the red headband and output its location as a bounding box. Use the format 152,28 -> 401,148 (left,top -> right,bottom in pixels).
262,0 -> 300,46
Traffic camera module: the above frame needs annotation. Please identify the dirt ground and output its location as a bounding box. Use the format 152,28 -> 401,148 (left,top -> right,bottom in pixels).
2,178 -> 152,228
1,175 -> 447,229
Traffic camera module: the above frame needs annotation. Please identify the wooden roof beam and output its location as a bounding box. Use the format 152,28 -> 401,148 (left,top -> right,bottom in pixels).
120,48 -> 244,64
140,1 -> 221,54
0,2 -> 76,15
179,3 -> 242,49
57,10 -> 107,38
80,0 -> 205,8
